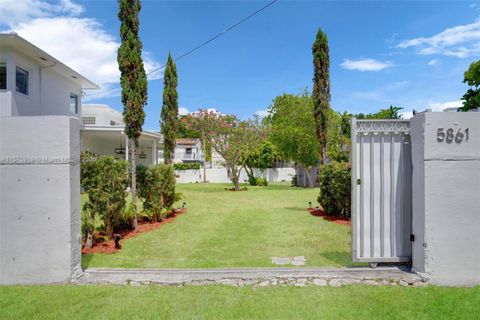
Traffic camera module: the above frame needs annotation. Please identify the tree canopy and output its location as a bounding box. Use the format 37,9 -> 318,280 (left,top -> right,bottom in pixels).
460,60 -> 480,112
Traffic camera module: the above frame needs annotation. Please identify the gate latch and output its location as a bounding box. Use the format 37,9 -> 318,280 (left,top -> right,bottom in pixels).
410,234 -> 415,242
356,179 -> 361,185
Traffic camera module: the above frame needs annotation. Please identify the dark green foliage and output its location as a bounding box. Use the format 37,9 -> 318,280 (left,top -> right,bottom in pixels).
356,105 -> 403,119
118,0 -> 148,228
173,162 -> 201,170
161,53 -> 179,164
81,155 -> 129,238
243,141 -> 279,185
177,115 -> 201,139
460,60 -> 480,112
290,174 -> 297,187
248,176 -> 268,186
317,162 -> 351,218
312,28 -> 330,163
137,164 -> 178,221
118,0 -> 147,140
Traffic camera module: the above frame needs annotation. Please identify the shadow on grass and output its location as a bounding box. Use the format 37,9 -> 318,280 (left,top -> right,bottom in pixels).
81,254 -> 94,269
320,251 -> 367,267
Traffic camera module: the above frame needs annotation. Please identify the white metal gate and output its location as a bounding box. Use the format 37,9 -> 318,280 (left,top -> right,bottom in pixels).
351,119 -> 412,264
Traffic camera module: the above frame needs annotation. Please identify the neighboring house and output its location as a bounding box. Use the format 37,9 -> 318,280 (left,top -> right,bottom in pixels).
158,138 -> 204,164
80,104 -> 162,166
0,32 -> 98,117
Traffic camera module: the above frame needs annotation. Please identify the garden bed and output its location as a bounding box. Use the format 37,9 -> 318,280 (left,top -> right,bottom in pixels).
82,208 -> 187,255
307,207 -> 351,226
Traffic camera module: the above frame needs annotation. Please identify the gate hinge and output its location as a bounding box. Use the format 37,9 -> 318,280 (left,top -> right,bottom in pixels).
410,234 -> 415,242
356,179 -> 361,185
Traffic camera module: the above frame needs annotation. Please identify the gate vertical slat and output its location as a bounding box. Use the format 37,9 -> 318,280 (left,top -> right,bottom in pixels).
352,119 -> 412,263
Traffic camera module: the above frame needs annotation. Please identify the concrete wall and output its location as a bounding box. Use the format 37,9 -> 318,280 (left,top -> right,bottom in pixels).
175,167 -> 295,184
0,116 -> 81,284
410,112 -> 480,286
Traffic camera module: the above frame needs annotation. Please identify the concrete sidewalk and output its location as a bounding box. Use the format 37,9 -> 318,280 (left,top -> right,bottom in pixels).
77,266 -> 423,287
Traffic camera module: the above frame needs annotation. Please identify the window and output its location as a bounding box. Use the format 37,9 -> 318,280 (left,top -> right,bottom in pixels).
70,94 -> 78,114
185,148 -> 192,155
16,66 -> 28,95
110,120 -> 118,126
82,117 -> 96,125
0,63 -> 6,90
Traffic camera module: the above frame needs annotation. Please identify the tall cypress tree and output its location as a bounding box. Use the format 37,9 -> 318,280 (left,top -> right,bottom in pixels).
312,28 -> 330,164
118,0 -> 147,229
161,53 -> 178,164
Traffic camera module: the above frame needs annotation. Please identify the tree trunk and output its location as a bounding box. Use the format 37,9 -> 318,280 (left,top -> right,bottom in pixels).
305,166 -> 312,188
131,138 -> 138,229
321,145 -> 327,165
201,139 -> 207,182
85,233 -> 93,249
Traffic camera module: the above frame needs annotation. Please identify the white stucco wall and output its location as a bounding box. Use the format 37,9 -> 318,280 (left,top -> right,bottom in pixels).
0,116 -> 81,284
176,167 -> 295,184
410,112 -> 480,286
0,46 -> 82,117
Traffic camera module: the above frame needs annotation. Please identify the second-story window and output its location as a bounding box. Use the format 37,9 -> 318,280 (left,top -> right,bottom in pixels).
16,66 -> 29,95
70,93 -> 78,114
186,148 -> 192,155
0,63 -> 6,90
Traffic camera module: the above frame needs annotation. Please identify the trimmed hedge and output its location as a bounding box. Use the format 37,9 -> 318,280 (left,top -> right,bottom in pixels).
173,162 -> 201,170
317,161 -> 351,218
137,164 -> 178,222
80,153 -> 129,243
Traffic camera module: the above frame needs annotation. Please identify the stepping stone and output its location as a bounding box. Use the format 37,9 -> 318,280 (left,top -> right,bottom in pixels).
291,260 -> 306,266
271,257 -> 292,265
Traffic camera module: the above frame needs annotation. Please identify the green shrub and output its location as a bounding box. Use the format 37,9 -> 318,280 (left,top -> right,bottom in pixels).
81,155 -> 129,240
137,164 -> 178,221
291,175 -> 297,187
173,162 -> 201,170
317,161 -> 351,218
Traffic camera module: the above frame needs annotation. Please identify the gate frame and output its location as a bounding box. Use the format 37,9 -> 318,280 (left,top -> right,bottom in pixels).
351,118 -> 412,264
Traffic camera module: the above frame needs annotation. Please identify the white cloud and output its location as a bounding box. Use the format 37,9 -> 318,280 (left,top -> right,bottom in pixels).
179,107 -> 190,116
427,100 -> 463,112
1,0 -> 161,98
340,58 -> 393,71
397,19 -> 480,58
428,59 -> 439,66
254,109 -> 269,118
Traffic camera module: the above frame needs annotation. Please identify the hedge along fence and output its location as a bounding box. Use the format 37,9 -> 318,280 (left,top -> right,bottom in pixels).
80,152 -> 129,248
137,164 -> 179,222
173,162 -> 201,170
317,161 -> 351,218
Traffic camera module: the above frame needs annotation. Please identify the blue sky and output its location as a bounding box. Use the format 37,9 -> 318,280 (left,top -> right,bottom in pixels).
1,0 -> 479,131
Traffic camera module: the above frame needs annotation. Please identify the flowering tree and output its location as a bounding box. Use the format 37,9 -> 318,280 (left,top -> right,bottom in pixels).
209,115 -> 265,191
187,109 -> 219,182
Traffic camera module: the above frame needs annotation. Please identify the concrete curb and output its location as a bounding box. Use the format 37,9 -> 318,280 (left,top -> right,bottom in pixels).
77,266 -> 424,287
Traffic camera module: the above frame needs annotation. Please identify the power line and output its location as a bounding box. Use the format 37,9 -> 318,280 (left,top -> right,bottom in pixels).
87,0 -> 278,98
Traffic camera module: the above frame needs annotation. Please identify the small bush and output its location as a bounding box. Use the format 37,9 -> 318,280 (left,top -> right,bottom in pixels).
317,161 -> 351,218
81,154 -> 129,240
137,164 -> 178,221
173,162 -> 201,170
291,175 -> 297,187
247,176 -> 268,186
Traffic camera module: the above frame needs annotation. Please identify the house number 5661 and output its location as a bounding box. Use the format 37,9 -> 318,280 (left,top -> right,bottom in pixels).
437,128 -> 469,143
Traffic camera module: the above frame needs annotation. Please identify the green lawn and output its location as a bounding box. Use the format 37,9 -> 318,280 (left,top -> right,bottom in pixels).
1,285 -> 479,319
82,183 -> 357,268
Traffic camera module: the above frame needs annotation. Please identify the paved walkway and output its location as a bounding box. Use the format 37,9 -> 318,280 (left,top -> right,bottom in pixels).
78,266 -> 423,287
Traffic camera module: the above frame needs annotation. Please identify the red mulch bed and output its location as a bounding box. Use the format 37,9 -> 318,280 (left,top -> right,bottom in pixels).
307,208 -> 351,226
82,208 -> 187,255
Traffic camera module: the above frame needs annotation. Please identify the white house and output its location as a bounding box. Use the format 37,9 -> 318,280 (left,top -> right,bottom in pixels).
80,104 -> 162,166
0,33 -> 98,117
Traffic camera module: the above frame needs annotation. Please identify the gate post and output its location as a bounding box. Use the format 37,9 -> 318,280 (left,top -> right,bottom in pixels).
0,116 -> 81,284
410,111 -> 480,286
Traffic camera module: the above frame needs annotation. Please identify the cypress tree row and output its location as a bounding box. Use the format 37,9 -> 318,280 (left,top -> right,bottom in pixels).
117,0 -> 148,229
161,53 -> 178,164
312,28 -> 330,164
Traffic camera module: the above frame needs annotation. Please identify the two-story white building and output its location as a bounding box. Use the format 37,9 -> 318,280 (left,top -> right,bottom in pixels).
80,104 -> 162,166
0,33 -> 98,117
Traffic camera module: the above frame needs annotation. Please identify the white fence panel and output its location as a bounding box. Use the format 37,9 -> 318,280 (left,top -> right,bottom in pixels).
351,119 -> 412,264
